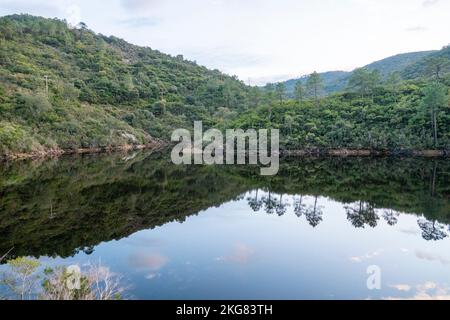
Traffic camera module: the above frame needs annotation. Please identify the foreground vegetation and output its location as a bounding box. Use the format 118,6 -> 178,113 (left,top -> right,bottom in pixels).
0,15 -> 449,158
0,257 -> 123,300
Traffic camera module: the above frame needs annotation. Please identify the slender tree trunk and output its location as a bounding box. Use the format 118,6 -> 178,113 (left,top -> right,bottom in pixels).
433,110 -> 438,147
430,161 -> 437,197
313,196 -> 318,214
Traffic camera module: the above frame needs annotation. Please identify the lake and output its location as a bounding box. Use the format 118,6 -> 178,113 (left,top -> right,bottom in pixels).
0,151 -> 449,300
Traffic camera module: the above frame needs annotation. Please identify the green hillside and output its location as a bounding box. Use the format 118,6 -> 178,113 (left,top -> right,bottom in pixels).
0,14 -> 449,158
282,50 -> 438,96
365,51 -> 436,78
0,14 -> 251,158
283,71 -> 350,97
401,46 -> 450,79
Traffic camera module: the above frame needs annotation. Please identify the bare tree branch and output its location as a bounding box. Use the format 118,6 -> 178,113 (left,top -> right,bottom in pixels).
0,247 -> 14,263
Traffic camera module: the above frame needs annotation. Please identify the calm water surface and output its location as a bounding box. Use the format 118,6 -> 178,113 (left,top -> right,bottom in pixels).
0,151 -> 449,299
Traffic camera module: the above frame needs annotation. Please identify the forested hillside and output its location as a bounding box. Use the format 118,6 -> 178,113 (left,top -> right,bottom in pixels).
283,71 -> 350,97
0,14 -> 449,158
253,48 -> 450,151
281,50 -> 438,97
401,46 -> 450,80
0,15 -> 251,158
234,82 -> 450,150
365,51 -> 436,78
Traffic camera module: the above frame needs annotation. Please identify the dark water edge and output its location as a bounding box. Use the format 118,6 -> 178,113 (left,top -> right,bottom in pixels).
0,149 -> 448,260
282,149 -> 450,157
0,140 -> 167,161
1,145 -> 449,162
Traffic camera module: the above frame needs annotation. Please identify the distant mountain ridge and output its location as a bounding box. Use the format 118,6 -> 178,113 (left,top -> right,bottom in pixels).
365,51 -> 436,78
401,46 -> 450,79
281,49 -> 442,96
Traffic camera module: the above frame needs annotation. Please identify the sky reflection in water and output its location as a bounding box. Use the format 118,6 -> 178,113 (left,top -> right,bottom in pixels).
19,193 -> 450,300
0,153 -> 449,300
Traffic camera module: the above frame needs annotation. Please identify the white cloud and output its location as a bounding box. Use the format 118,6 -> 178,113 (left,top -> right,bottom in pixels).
405,26 -> 428,32
145,273 -> 160,280
390,284 -> 412,292
349,249 -> 384,263
129,252 -> 168,270
385,282 -> 450,300
415,249 -> 450,265
120,0 -> 162,11
399,227 -> 421,235
0,0 -> 62,20
216,243 -> 255,265
66,4 -> 81,28
117,17 -> 160,28
423,0 -> 440,7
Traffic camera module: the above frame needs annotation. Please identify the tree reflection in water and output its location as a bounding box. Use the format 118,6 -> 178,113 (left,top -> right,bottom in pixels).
246,191 -> 450,240
345,201 -> 379,228
0,151 -> 449,261
382,210 -> 400,226
417,220 -> 448,241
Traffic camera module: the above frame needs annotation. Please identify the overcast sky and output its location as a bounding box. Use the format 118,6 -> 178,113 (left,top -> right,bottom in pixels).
1,0 -> 449,84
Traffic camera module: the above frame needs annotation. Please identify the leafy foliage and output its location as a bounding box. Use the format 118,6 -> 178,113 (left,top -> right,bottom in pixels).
233,80 -> 450,150
0,257 -> 40,300
0,258 -> 123,300
0,14 -> 449,157
0,14 -> 251,156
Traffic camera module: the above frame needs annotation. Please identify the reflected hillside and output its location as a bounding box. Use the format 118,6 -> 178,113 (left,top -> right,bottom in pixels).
0,151 -> 449,259
246,157 -> 449,222
0,151 -> 251,258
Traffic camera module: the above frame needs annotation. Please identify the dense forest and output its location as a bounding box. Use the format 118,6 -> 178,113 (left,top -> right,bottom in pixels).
0,14 -> 449,158
241,75 -> 450,150
0,14 -> 251,157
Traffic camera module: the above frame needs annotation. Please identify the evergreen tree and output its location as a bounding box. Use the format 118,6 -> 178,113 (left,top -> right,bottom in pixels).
306,72 -> 323,102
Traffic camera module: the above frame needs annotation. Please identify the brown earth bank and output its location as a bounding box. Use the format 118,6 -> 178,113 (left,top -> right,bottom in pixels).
0,140 -> 167,161
1,145 -> 449,161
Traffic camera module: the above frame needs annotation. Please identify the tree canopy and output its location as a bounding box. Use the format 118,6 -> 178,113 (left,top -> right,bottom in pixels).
0,14 -> 449,158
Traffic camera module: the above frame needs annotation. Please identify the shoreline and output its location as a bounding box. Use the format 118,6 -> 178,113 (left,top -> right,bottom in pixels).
281,149 -> 450,157
0,140 -> 167,162
1,145 -> 448,162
